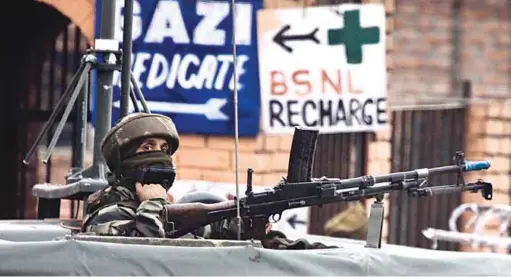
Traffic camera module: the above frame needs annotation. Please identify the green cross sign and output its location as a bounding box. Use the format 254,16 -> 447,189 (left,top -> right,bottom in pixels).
328,10 -> 380,64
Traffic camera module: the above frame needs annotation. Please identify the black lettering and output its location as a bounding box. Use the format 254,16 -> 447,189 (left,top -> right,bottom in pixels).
336,100 -> 349,126
287,100 -> 299,127
269,100 -> 285,127
319,100 -> 333,126
362,99 -> 374,125
349,99 -> 362,125
302,100 -> 317,127
376,98 -> 387,124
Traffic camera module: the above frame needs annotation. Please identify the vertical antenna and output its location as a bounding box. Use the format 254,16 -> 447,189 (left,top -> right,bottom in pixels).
230,0 -> 241,240
120,0 -> 134,118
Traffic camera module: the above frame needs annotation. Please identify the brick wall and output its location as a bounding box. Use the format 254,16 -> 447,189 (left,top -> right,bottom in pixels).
362,0 -> 394,242
461,101 -> 511,254
390,0 -> 510,252
460,0 -> 510,98
365,129 -> 392,241
174,135 -> 293,187
392,0 -> 510,104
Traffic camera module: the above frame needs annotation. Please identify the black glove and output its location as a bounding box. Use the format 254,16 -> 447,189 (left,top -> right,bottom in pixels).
262,230 -> 339,250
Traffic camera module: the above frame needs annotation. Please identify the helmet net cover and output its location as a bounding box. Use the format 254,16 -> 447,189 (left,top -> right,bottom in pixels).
100,113 -> 180,169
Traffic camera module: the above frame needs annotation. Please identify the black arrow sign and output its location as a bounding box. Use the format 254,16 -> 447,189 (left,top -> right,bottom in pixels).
287,214 -> 307,229
273,24 -> 320,53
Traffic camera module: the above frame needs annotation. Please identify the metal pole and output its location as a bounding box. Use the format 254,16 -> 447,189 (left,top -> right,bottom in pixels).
120,0 -> 134,118
22,61 -> 86,165
451,0 -> 462,97
230,0 -> 241,241
73,33 -> 88,172
131,74 -> 150,113
79,72 -> 89,169
91,0 -> 116,179
43,63 -> 92,163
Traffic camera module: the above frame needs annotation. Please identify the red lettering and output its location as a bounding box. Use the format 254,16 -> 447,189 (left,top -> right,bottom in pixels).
348,70 -> 363,94
271,71 -> 287,95
292,70 -> 311,96
321,69 -> 342,94
270,69 -> 363,96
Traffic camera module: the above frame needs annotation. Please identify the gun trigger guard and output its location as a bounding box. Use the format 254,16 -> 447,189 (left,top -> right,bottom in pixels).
270,214 -> 281,223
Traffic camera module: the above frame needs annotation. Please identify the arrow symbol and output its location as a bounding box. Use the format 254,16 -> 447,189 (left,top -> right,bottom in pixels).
273,24 -> 320,53
112,98 -> 229,120
287,214 -> 307,230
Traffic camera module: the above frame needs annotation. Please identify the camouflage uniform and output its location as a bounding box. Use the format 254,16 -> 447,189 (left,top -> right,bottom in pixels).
81,113 -> 179,238
82,185 -> 168,237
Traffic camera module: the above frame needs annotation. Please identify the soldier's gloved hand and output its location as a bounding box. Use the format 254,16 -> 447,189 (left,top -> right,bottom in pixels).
261,230 -> 339,250
135,182 -> 168,202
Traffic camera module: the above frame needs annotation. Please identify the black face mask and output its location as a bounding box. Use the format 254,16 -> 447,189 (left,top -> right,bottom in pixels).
116,151 -> 176,191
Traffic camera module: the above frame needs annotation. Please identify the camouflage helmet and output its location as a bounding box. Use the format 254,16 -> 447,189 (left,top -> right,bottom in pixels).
101,112 -> 180,169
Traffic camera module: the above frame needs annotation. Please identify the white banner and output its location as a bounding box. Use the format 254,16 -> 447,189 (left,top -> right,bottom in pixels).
257,4 -> 388,135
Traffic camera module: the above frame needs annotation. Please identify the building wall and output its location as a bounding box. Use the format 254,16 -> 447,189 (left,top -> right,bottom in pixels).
37,0 -> 95,44
391,0 -> 510,104
39,0 -> 511,251
363,0 -> 394,241
173,135 -> 292,187
389,0 -> 510,251
461,101 -> 511,254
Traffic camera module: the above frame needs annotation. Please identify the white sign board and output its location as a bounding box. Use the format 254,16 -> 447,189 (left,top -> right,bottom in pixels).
257,4 -> 388,135
269,206 -> 310,237
168,180 -> 311,236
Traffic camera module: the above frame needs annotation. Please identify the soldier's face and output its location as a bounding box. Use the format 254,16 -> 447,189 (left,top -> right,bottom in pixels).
136,138 -> 169,153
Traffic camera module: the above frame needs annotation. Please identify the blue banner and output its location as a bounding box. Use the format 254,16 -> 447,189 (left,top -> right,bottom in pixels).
93,0 -> 262,137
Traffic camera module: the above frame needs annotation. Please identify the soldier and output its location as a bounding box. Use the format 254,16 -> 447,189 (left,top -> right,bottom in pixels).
81,112 -> 180,237
81,112 -> 336,249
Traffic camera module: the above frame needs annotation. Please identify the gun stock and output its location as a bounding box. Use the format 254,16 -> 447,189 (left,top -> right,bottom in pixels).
164,200 -> 238,238
166,200 -> 237,217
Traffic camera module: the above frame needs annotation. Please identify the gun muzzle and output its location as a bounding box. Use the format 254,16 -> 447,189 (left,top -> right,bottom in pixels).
463,161 -> 491,172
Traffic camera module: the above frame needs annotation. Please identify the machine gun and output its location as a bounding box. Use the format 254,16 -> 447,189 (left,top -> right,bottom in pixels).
163,127 -> 493,248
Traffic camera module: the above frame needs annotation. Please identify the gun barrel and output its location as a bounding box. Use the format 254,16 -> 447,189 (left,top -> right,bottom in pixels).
463,161 -> 491,171
381,161 -> 489,181
306,160 -> 491,190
